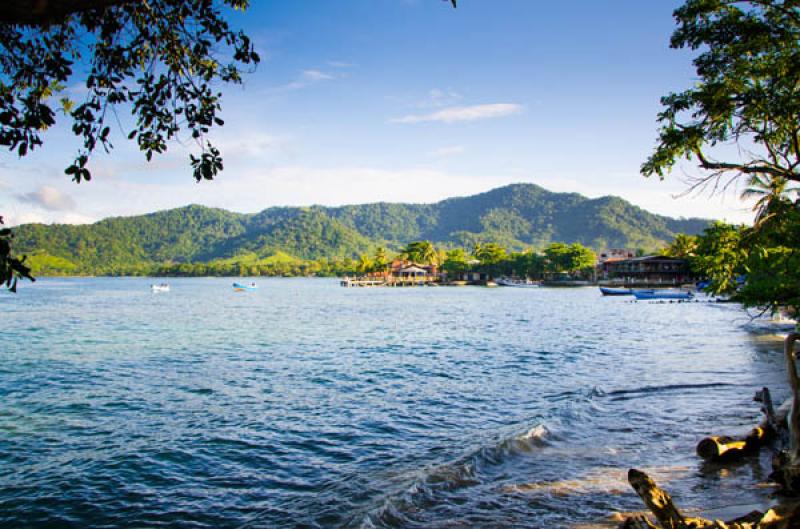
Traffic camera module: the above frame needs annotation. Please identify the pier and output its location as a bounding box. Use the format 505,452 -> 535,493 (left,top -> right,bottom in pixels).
340,276 -> 439,287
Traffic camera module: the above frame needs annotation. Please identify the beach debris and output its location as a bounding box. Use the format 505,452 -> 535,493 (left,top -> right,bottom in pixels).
696,387 -> 788,462
621,469 -> 799,528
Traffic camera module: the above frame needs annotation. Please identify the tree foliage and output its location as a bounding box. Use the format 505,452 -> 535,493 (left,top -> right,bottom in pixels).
0,0 -> 259,183
649,0 -> 800,316
0,216 -> 34,291
688,207 -> 800,315
663,233 -> 698,258
12,186 -> 704,280
690,222 -> 747,295
543,242 -> 596,275
401,240 -> 438,265
643,0 -> 800,193
473,242 -> 507,265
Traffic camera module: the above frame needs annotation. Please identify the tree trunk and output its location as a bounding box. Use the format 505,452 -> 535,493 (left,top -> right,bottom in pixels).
770,333 -> 800,493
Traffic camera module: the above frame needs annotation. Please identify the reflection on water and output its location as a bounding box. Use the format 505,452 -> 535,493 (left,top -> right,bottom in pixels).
0,278 -> 791,528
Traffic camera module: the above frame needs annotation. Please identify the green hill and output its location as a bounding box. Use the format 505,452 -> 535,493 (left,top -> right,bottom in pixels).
13,183 -> 710,275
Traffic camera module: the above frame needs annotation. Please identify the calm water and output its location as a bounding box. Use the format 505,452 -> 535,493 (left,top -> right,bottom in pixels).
0,278 -> 791,528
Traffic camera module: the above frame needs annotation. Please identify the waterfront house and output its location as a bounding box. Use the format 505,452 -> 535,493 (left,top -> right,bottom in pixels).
342,260 -> 440,287
599,255 -> 693,285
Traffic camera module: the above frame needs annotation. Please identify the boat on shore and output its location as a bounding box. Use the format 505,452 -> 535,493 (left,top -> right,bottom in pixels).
233,282 -> 258,292
496,277 -> 540,288
150,283 -> 170,293
633,290 -> 693,300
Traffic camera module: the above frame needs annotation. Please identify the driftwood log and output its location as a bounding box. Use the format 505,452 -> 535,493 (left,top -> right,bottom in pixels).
621,469 -> 799,529
696,388 -> 790,462
621,335 -> 800,528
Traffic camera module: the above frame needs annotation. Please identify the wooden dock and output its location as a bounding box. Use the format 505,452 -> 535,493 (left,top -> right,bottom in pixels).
340,276 -> 439,287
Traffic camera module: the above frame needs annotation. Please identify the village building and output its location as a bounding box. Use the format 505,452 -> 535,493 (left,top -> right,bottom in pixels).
342,259 -> 440,287
599,255 -> 693,285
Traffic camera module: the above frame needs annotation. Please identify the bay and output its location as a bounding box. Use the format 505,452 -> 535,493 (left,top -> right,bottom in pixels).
0,278 -> 789,528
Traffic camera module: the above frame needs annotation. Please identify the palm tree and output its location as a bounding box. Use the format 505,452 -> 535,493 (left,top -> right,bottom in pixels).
472,243 -> 483,261
665,234 -> 697,259
373,247 -> 388,271
402,240 -> 437,265
356,254 -> 373,274
741,173 -> 798,226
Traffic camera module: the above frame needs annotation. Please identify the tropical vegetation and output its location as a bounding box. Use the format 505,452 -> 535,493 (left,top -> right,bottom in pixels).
9,184 -> 707,279
647,0 -> 800,318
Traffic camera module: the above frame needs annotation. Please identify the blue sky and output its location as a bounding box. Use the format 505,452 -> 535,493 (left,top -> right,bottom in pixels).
1,0 -> 757,226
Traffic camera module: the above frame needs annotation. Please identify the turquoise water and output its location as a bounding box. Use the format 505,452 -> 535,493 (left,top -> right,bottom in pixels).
0,278 -> 790,528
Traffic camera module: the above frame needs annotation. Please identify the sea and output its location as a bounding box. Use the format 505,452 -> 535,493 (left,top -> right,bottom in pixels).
0,277 -> 792,528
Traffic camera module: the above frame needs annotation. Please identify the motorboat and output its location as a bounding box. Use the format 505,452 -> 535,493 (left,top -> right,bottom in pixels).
599,287 -> 655,296
633,290 -> 693,300
233,282 -> 258,292
151,283 -> 170,293
496,277 -> 540,288
600,286 -> 632,296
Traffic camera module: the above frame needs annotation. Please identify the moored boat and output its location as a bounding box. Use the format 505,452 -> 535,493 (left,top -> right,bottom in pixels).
599,287 -> 655,296
633,290 -> 693,300
496,277 -> 540,288
599,286 -> 632,296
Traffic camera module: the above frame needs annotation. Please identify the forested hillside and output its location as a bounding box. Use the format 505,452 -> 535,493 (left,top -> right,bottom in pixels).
14,183 -> 709,275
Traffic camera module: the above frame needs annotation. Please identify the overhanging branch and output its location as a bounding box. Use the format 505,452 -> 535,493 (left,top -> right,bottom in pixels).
694,149 -> 798,181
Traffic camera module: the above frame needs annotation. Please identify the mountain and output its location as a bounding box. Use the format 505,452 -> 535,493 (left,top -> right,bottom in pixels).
13,183 -> 710,274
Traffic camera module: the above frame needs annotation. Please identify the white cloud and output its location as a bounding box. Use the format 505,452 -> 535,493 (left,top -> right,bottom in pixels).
429,145 -> 465,158
58,212 -> 97,225
392,103 -> 523,124
273,69 -> 337,91
24,165 -> 512,222
211,132 -> 288,159
18,186 -> 77,211
302,69 -> 334,82
8,211 -> 46,226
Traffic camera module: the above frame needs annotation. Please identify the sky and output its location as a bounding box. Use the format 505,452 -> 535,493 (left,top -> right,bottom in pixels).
1,0 -> 759,226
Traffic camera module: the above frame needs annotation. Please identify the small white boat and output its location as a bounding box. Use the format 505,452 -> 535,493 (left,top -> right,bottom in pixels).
496,277 -> 540,288
151,283 -> 170,293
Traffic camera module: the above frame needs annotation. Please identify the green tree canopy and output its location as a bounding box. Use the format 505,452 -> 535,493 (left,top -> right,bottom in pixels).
402,240 -> 438,265
441,248 -> 468,274
690,222 -> 746,295
543,242 -> 595,274
473,242 -> 507,265
1,0 -> 259,183
663,233 -> 698,258
373,247 -> 388,271
643,0 -> 800,193
0,216 -> 34,291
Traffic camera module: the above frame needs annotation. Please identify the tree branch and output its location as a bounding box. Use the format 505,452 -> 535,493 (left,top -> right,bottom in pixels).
694,149 -> 798,181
